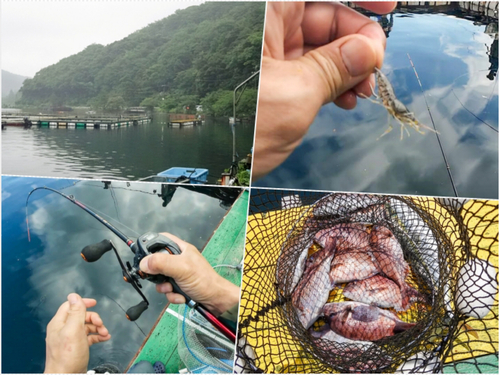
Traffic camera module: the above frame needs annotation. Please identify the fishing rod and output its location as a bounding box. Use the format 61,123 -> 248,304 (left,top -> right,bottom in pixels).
26,187 -> 133,245
407,53 -> 459,197
25,187 -> 236,343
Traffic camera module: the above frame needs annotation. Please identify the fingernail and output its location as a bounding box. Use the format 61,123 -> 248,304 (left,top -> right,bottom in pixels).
139,257 -> 149,272
68,294 -> 79,305
340,38 -> 374,77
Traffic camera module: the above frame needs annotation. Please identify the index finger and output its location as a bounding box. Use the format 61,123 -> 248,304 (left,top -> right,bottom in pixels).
159,232 -> 190,253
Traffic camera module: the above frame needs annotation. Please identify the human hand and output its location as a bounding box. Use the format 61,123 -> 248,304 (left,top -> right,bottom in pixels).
253,1 -> 397,179
139,232 -> 240,316
44,294 -> 111,374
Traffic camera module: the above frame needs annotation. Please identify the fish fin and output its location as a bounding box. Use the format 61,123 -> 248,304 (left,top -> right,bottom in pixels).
309,324 -> 330,339
400,287 -> 411,311
393,321 -> 416,334
461,323 -> 479,339
312,237 -> 323,247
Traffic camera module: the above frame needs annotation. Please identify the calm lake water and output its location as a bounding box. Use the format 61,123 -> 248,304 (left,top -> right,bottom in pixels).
2,115 -> 255,184
255,10 -> 498,199
1,176 -> 235,373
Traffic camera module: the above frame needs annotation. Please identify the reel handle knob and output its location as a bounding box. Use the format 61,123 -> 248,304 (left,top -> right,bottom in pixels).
126,301 -> 148,321
81,239 -> 113,262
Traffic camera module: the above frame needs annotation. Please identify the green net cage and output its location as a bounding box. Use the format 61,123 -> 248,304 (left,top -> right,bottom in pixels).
235,190 -> 498,373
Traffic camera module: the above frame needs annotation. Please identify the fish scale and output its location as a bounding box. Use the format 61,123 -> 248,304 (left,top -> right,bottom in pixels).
369,225 -> 412,311
343,275 -> 403,309
314,223 -> 371,251
329,251 -> 379,284
292,240 -> 336,329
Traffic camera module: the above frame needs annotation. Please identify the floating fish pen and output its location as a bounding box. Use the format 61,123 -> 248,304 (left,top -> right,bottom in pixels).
236,192 -> 498,373
168,119 -> 203,127
346,1 -> 498,19
33,116 -> 151,129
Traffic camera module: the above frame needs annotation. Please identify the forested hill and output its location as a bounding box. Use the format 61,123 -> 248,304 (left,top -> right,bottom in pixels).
19,2 -> 265,116
2,70 -> 30,97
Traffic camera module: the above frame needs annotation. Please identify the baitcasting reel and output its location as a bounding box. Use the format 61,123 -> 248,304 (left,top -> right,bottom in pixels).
81,232 -> 188,321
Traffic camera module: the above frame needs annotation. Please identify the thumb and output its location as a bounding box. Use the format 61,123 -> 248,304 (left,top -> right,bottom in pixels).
65,293 -> 87,330
299,33 -> 384,104
139,252 -> 186,279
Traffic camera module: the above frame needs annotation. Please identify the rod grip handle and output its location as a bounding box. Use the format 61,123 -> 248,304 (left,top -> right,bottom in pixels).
126,301 -> 148,321
169,278 -> 193,304
81,239 -> 113,262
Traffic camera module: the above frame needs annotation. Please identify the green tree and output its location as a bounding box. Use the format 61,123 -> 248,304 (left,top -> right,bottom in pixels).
105,96 -> 125,111
212,91 -> 233,117
140,96 -> 160,110
235,88 -> 258,117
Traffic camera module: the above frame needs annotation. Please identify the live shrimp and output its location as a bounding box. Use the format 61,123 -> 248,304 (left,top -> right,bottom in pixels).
361,68 -> 439,140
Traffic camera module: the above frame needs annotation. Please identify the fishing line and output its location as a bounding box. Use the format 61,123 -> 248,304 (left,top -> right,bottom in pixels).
76,180 -> 159,197
449,69 -> 498,132
109,186 -> 121,223
407,53 -> 459,197
451,88 -> 498,133
105,186 -> 158,195
97,293 -> 147,338
75,203 -> 140,238
58,180 -> 82,191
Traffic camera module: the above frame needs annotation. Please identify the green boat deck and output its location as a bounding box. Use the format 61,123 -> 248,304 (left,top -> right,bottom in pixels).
127,189 -> 248,372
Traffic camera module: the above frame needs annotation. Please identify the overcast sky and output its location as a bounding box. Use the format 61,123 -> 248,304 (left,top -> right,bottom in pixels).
1,0 -> 205,77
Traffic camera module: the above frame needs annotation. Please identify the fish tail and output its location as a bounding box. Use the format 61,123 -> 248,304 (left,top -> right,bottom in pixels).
393,320 -> 416,334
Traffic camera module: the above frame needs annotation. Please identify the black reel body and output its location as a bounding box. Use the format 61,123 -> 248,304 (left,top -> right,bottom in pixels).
133,232 -> 182,284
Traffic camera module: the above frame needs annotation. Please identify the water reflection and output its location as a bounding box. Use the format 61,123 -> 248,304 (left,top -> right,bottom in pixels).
485,25 -> 498,80
256,10 -> 498,199
2,176 -> 238,373
376,14 -> 394,38
2,116 -> 255,183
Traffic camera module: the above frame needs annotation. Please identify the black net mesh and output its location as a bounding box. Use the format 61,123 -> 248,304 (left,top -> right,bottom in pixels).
236,191 -> 498,373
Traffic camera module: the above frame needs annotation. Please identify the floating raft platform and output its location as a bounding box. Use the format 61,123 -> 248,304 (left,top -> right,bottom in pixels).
36,116 -> 151,129
168,119 -> 203,127
1,115 -> 151,129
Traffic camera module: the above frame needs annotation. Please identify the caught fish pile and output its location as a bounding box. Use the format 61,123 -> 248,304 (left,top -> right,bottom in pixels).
241,192 -> 494,375
287,222 -> 426,348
